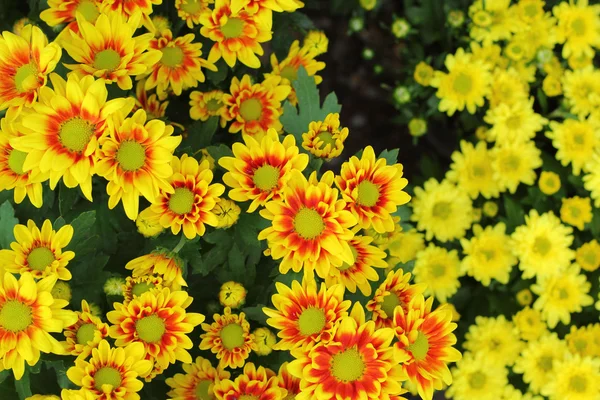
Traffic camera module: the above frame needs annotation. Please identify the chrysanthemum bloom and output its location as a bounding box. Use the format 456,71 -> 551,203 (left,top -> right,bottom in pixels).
12,18 -> 32,36
410,178 -> 473,242
392,295 -> 461,400
66,340 -> 152,399
96,109 -> 181,220
100,0 -> 162,25
140,154 -> 225,239
414,61 -> 434,86
122,275 -> 164,305
543,74 -> 563,97
40,0 -> 102,35
386,229 -> 425,264
219,281 -> 247,309
543,353 -> 600,399
565,324 -> 598,357
252,327 -> 276,356
538,170 -> 561,195
460,223 -> 517,286
412,244 -> 461,303
62,300 -> 109,359
219,128 -> 308,212
262,279 -> 351,351
11,74 -> 135,201
532,264 -> 593,328
51,281 -> 72,302
189,90 -> 231,128
132,80 -> 168,120
103,276 -> 126,296
0,25 -> 61,113
258,170 -> 356,279
562,67 -> 600,117
547,118 -> 600,176
463,315 -> 523,367
553,0 -> 600,59
199,307 -> 256,369
486,67 -> 529,108
0,272 -> 77,379
560,196 -> 592,230
176,0 -> 213,28
135,207 -> 165,238
214,198 -> 241,229
303,30 -> 328,55
468,0 -> 515,44
511,210 -> 574,279
516,288 -> 533,306
445,352 -> 508,400
277,362 -> 301,399
287,304 -> 408,400
301,113 -> 348,160
576,240 -> 600,272
199,0 -> 272,68
446,140 -> 498,199
490,140 -> 542,193
484,98 -> 548,145
213,362 -> 287,400
512,307 -> 547,342
430,48 -> 491,116
108,287 -> 205,374
223,75 -> 290,138
165,356 -> 230,400
581,152 -> 600,207
126,250 -> 187,289
62,12 -> 161,90
0,219 -> 74,281
366,269 -> 426,329
231,0 -> 304,23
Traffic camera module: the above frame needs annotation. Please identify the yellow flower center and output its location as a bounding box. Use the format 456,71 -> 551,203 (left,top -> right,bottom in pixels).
132,282 -> 154,297
504,154 -> 520,171
206,99 -> 222,112
432,201 -> 451,219
523,4 -> 539,17
93,49 -> 121,71
407,331 -> 430,361
239,98 -> 263,121
239,396 -> 259,400
481,249 -> 495,261
8,149 -> 27,175
380,292 -> 402,318
181,0 -> 203,14
221,17 -> 245,39
339,245 -> 359,271
505,115 -> 522,130
27,246 -> 56,271
473,10 -> 492,27
280,65 -> 298,81
59,118 -> 95,153
136,314 -> 166,343
94,367 -> 122,391
569,375 -> 587,393
571,18 -> 586,36
573,133 -> 585,146
220,323 -> 245,350
14,63 -> 38,93
316,131 -> 336,149
195,379 -> 212,400
468,371 -> 486,389
0,300 -> 33,332
356,180 -> 380,207
76,323 -> 97,345
557,287 -> 569,300
537,355 -> 553,371
76,0 -> 100,22
569,206 -> 581,218
533,236 -> 551,255
331,348 -> 365,382
453,73 -> 472,95
252,165 -> 280,192
583,251 -> 597,266
471,164 -> 486,177
169,188 -> 195,215
293,208 -> 324,239
297,307 -> 326,336
161,46 -> 185,68
573,339 -> 588,353
431,263 -> 446,277
116,140 -> 146,171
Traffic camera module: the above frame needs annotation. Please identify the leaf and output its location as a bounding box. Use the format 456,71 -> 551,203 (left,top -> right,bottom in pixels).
0,371 -> 8,385
53,217 -> 66,230
192,244 -> 229,276
503,196 -> 525,233
228,243 -> 246,282
0,200 -> 18,249
66,211 -> 97,257
185,117 -> 219,150
378,149 -> 399,164
206,144 -> 234,164
59,182 -> 79,217
14,368 -> 32,400
206,60 -> 228,85
44,361 -> 72,389
242,305 -> 268,325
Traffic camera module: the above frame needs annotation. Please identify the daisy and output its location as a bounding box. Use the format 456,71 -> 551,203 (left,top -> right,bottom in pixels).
445,352 -> 508,400
490,140 -> 542,193
484,98 -> 548,144
62,300 -> 109,359
468,0 -> 515,44
553,0 -> 600,59
560,196 -> 592,230
446,140 -> 499,199
121,275 -> 164,305
100,0 -> 162,23
277,362 -> 301,400
125,250 -> 187,289
463,315 -> 523,367
576,240 -> 600,271
413,244 -> 461,303
301,113 -> 348,160
213,362 -> 286,400
189,90 -> 232,128
539,170 -> 561,195
175,0 -> 213,28
547,118 -> 600,175
486,67 -> 529,108
513,307 -> 547,342
543,354 -> 600,399
132,80 -> 169,120
231,0 -> 304,23
40,0 -> 102,34
165,356 -> 230,400
565,324 -> 597,357
562,66 -> 600,117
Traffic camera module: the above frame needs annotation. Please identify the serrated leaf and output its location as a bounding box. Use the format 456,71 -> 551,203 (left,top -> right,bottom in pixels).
228,243 -> 246,282
206,60 -> 228,85
206,144 -> 234,164
44,361 -> 73,389
185,117 -> 219,150
379,149 -> 399,164
67,211 -> 97,257
0,200 -> 18,249
242,305 -> 268,325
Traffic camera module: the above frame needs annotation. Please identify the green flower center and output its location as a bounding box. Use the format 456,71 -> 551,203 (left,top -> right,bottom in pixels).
570,375 -> 587,393
505,115 -> 522,130
571,18 -> 586,36
195,379 -> 213,400
468,371 -> 486,389
8,149 -> 27,175
239,98 -> 263,121
280,65 -> 298,81
220,323 -> 245,350
583,251 -> 597,266
221,17 -> 245,39
135,314 -> 166,343
0,301 -> 33,332
574,339 -> 588,353
252,165 -> 280,192
297,307 -> 326,336
524,4 -> 539,17
471,165 -> 486,177
76,323 -> 97,345
27,246 -> 56,271
14,63 -> 38,93
339,245 -> 359,271
316,131 -> 336,149
533,236 -> 551,256
93,49 -> 121,71
504,155 -> 520,171
432,201 -> 451,219
453,73 -> 472,95
94,367 -> 122,391
76,0 -> 100,22
116,140 -> 146,171
168,188 -> 195,215
132,282 -> 154,297
59,117 -> 95,153
380,293 -> 401,318
407,331 -> 429,361
558,288 -> 569,299
569,206 -> 581,218
206,99 -> 222,112
293,208 -> 324,239
431,263 -> 446,277
161,46 -> 185,68
538,355 -> 553,371
331,348 -> 365,382
356,180 -> 380,207
481,249 -> 495,261
181,0 -> 203,14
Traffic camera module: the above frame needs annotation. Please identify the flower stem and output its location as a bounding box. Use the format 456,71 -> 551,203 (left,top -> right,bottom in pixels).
172,235 -> 187,253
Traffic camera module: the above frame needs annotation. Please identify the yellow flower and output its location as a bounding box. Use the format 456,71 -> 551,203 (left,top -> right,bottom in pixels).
513,307 -> 547,341
408,118 -> 427,137
40,0 -> 101,33
103,276 -> 125,296
538,171 -> 561,195
213,198 -> 241,229
542,353 -> 600,399
560,196 -> 592,230
517,288 -> 533,306
51,281 -> 72,302
175,0 -> 212,28
214,362 -> 287,400
446,140 -> 499,199
301,113 -> 348,159
360,0 -> 377,10
135,207 -> 165,238
468,0 -> 516,44
413,61 -> 434,86
386,229 -> 425,264
484,98 -> 548,145
100,0 -> 162,23
122,275 -> 164,305
482,201 -> 498,217
486,67 -> 529,108
447,10 -> 465,27
568,52 -> 593,69
166,356 -> 230,400
464,315 -> 523,367
553,0 -> 600,59
491,140 -> 542,193
542,74 -> 563,96
132,80 -> 169,120
267,38 -> 326,93
413,244 -> 461,303
446,352 -> 508,400
125,250 -> 187,289
149,14 -> 171,37
252,327 -> 276,356
562,66 -> 600,117
576,240 -> 600,271
303,30 -> 328,55
470,42 -> 507,70
565,324 -> 599,358
189,90 -> 232,128
547,118 -> 600,175
62,300 -> 110,359
582,152 -> 600,207
219,281 -> 247,308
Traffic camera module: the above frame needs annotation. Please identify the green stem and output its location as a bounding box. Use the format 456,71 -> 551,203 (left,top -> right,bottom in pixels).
172,235 -> 187,253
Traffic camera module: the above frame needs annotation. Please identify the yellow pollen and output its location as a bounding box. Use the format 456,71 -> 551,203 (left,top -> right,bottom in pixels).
252,165 -> 280,192
533,236 -> 551,255
221,17 -> 245,38
297,307 -> 326,336
339,245 -> 359,271
239,98 -> 263,121
331,348 -> 365,382
132,282 -> 154,297
94,367 -> 122,391
161,46 -> 185,68
380,293 -> 402,318
206,98 -> 222,112
27,246 -> 56,271
571,18 -> 586,36
537,355 -> 553,371
168,188 -> 195,215
280,65 -> 298,81
432,201 -> 451,219
14,63 -> 38,93
76,323 -> 97,345
8,149 -> 27,175
76,0 -> 100,22
431,263 -> 446,277
356,180 -> 380,207
293,208 -> 324,239
220,323 -> 245,350
93,49 -> 121,71
136,314 -> 166,343
181,0 -> 204,14
316,131 -> 336,149
195,380 -> 212,400
407,331 -> 430,361
116,140 -> 146,171
0,300 -> 33,332
569,375 -> 587,393
59,117 -> 95,153
453,73 -> 473,95
469,371 -> 486,389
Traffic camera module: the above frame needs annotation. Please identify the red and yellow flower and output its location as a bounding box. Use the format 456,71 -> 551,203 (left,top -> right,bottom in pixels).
277,362 -> 301,399
213,362 -> 286,400
231,0 -> 304,23
125,250 -> 187,289
199,307 -> 256,369
213,198 -> 242,229
62,300 -> 110,359
189,90 -> 232,128
166,356 -> 231,400
133,80 -> 169,120
40,0 -> 102,34
335,146 -> 411,233
176,0 -> 213,28
122,275 -> 165,305
262,279 -> 351,351
100,0 -> 162,24
258,170 -> 357,279
301,113 -> 349,160
219,128 -> 309,212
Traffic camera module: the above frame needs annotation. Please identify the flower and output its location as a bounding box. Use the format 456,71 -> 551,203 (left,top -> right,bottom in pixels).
252,327 -> 276,356
100,0 -> 162,22
484,98 -> 548,145
511,210 -> 574,279
553,0 -> 600,59
219,281 -> 247,308
40,0 -> 101,33
413,244 -> 461,303
199,307 -> 256,369
547,118 -> 600,175
491,140 -> 542,193
576,240 -> 600,271
562,67 -> 600,117
166,356 -> 230,400
122,275 -> 164,305
468,0 -> 515,44
263,279 -> 350,351
543,75 -> 562,96
0,219 -> 74,281
150,15 -> 171,37
463,315 -> 523,367
413,61 -> 434,86
62,12 -> 161,90
0,272 -> 77,379
393,86 -> 411,104
175,0 -> 212,28
51,281 -> 72,302
199,0 -> 272,68
445,352 -> 508,400
145,30 -> 217,96
446,140 -> 498,199
542,353 -> 600,399
276,362 -> 301,399
565,324 -> 598,357
408,118 -> 427,137
213,362 -> 286,400
582,152 -> 600,206
107,288 -> 205,373
125,250 -> 187,289
301,113 -> 348,160
62,300 -> 110,358
219,128 -> 308,212
430,48 -> 491,116
532,264 -> 593,328
486,67 -> 529,108
538,171 -> 561,195
132,80 -> 169,120
517,288 -> 533,306
447,10 -> 465,27
386,229 -> 425,264
135,207 -> 164,238
0,25 -> 61,112
560,196 -> 592,230
66,340 -> 152,399
391,18 -> 410,38
189,90 -> 231,128
360,0 -> 377,10
303,30 -> 328,55
482,201 -> 498,217
460,223 -> 517,286
513,307 -> 547,342
103,277 -> 125,296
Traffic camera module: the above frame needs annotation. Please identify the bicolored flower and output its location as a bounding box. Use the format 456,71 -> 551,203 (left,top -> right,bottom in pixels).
277,362 -> 301,399
125,250 -> 187,289
132,80 -> 169,120
40,0 -> 102,34
301,113 -> 348,160
122,275 -> 164,305
62,300 -> 110,359
175,0 -> 213,28
213,362 -> 286,400
189,90 -> 231,128
100,0 -> 162,24
231,0 -> 304,24
166,356 -> 230,400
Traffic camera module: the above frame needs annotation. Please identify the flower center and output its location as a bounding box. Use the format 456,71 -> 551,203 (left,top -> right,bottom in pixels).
239,98 -> 263,121
280,65 -> 298,81
380,293 -> 402,318
116,140 -> 146,171
473,10 -> 491,27
181,0 -> 203,13
221,17 -> 245,39
504,155 -> 520,171
533,236 -> 551,255
14,63 -> 38,93
481,249 -> 495,261
168,188 -> 195,215
453,73 -> 472,95
569,375 -> 587,393
571,18 -> 586,36
316,132 -> 335,149
76,0 -> 100,22
569,206 -> 581,218
524,4 -> 539,17
76,323 -> 97,345
239,396 -> 259,400
220,323 -> 245,350
0,301 -> 33,332
27,246 -> 56,271
293,208 -> 324,239
432,201 -> 451,219
253,165 -> 280,192
93,49 -> 121,71
52,281 -> 72,301
8,149 -> 27,175
583,251 -> 597,266
331,348 -> 365,382
431,263 -> 446,277
468,371 -> 486,389
132,282 -> 154,297
59,117 -> 95,153
206,99 -> 222,112
558,287 -> 569,299
537,355 -> 553,371
573,133 -> 585,146
94,367 -> 122,391
161,46 -> 185,68
573,339 -> 588,353
505,115 -> 522,130
135,314 -> 166,343
297,307 -> 326,336
407,331 -> 430,361
356,180 -> 380,207
339,245 -> 359,271
195,379 -> 212,400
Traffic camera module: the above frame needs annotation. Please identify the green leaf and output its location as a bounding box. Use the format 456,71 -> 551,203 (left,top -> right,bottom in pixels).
206,144 -> 234,164
45,361 -> 72,389
59,182 -> 79,217
66,211 -> 97,257
504,196 -> 525,233
0,200 -> 18,249
0,370 -> 9,385
14,368 -> 32,400
192,244 -> 229,276
185,117 -> 219,150
228,243 -> 246,282
206,60 -> 228,85
53,217 -> 66,230
379,149 -> 399,164
242,305 -> 268,325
